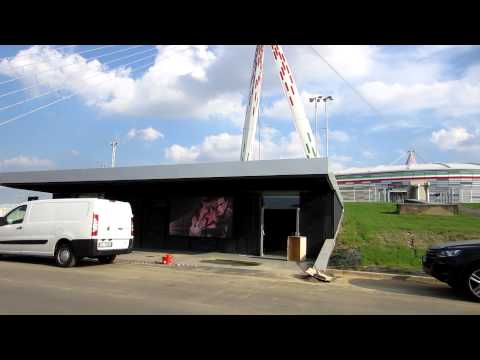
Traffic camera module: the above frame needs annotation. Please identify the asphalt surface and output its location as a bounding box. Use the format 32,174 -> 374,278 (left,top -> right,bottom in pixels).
0,255 -> 478,314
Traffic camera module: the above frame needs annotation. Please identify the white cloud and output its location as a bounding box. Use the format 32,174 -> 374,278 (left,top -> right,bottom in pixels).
291,45 -> 379,83
164,127 -> 354,166
329,130 -> 350,142
0,45 -> 379,126
165,133 -> 242,163
1,44 -> 479,136
0,45 -> 134,106
361,150 -> 375,159
0,45 -> 232,121
0,156 -> 55,171
329,155 -> 353,172
70,149 -> 80,156
412,45 -> 476,60
262,96 -> 290,120
357,76 -> 480,117
431,127 -> 480,152
128,127 -> 164,142
258,130 -> 304,160
164,144 -> 200,163
194,92 -> 246,127
464,64 -> 480,84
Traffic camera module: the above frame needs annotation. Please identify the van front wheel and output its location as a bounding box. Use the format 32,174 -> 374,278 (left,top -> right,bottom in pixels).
98,255 -> 116,264
55,243 -> 77,267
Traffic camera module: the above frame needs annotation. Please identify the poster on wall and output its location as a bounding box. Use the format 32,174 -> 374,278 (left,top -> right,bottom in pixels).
169,196 -> 233,238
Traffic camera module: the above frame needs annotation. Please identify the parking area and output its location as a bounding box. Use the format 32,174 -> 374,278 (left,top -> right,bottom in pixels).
0,253 -> 478,314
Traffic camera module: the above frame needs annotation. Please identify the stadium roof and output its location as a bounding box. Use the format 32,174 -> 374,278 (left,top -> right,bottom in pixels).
336,163 -> 480,176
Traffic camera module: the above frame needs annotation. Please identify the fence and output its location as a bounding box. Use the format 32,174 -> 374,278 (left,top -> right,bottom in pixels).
429,186 -> 480,204
340,186 -> 480,204
340,188 -> 388,202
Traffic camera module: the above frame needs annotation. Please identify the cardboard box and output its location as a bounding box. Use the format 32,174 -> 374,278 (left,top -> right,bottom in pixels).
287,236 -> 307,262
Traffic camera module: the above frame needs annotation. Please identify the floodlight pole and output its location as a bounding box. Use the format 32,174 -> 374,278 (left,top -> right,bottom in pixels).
323,96 -> 333,159
309,96 -> 323,156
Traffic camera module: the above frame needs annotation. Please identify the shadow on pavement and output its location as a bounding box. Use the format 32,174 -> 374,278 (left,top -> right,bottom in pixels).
200,259 -> 261,267
0,255 -> 102,268
349,278 -> 472,302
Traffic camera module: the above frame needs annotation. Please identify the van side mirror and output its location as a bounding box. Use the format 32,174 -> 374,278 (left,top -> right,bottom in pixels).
0,217 -> 6,226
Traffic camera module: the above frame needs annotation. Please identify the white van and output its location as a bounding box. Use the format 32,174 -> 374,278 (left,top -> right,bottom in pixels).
0,198 -> 134,267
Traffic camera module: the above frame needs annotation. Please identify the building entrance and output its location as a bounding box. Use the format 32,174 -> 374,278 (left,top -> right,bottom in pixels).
261,193 -> 300,257
262,208 -> 297,256
141,200 -> 168,250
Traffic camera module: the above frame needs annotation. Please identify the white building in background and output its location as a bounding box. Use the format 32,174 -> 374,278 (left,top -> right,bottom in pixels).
335,151 -> 480,204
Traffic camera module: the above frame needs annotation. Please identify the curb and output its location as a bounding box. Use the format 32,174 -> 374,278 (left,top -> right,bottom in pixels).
326,268 -> 442,285
117,257 -> 442,285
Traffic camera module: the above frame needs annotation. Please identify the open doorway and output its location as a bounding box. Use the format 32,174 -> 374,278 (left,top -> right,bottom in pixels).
262,208 -> 297,256
261,193 -> 300,258
141,200 -> 168,250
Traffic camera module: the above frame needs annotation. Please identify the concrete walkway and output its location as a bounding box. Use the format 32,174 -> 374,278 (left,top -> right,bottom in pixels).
116,250 -> 440,285
117,250 -> 309,280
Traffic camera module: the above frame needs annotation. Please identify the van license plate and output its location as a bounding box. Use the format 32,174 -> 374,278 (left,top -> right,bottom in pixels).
98,241 -> 112,248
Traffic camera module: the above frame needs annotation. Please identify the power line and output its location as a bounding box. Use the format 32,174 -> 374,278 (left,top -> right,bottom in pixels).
0,47 -> 158,112
0,45 -> 155,98
0,49 -> 156,112
389,151 -> 407,166
0,45 -> 76,63
0,60 -> 155,128
0,45 -> 120,86
0,46 -> 192,128
1,45 -> 97,71
415,151 -> 429,164
308,45 -> 387,122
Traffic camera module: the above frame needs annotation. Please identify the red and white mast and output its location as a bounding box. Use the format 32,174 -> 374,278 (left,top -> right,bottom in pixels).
240,45 -> 318,161
240,45 -> 264,161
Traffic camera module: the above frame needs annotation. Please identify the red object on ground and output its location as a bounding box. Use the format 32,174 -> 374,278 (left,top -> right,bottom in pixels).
162,254 -> 173,265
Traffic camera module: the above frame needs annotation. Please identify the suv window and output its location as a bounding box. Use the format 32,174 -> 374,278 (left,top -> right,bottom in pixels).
5,205 -> 27,225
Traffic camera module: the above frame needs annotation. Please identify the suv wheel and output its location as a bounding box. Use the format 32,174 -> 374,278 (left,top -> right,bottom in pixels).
55,243 -> 77,267
98,255 -> 116,264
467,267 -> 480,302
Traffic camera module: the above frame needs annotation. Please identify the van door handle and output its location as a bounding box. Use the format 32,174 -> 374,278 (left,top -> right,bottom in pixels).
16,226 -> 22,230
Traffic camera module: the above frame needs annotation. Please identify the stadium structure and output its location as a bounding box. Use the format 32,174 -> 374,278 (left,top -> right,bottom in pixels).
335,151 -> 480,204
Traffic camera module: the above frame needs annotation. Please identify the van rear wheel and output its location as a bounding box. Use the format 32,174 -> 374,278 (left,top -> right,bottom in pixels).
98,255 -> 116,264
55,243 -> 77,267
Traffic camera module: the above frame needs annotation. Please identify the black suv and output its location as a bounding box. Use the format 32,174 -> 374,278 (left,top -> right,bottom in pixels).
423,240 -> 480,302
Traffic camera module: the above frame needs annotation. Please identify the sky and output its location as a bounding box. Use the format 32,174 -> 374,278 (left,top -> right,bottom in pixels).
0,44 -> 478,203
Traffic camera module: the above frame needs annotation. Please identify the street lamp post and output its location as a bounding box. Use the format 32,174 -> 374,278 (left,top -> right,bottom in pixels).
110,138 -> 119,168
309,95 -> 323,155
323,96 -> 333,159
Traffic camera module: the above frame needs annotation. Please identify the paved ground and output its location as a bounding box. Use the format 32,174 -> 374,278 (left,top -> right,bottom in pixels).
0,255 -> 478,314
117,250 -> 307,278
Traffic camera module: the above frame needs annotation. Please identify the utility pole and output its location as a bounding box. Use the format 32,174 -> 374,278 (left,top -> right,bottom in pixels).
110,137 -> 119,168
323,96 -> 333,159
309,95 -> 323,156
